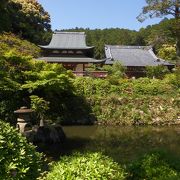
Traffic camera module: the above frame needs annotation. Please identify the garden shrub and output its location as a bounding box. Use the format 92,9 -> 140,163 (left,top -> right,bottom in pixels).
73,75 -> 179,125
45,152 -> 127,180
146,65 -> 170,79
164,68 -> 180,89
0,33 -> 40,57
0,52 -> 75,124
132,78 -> 174,95
73,77 -> 111,97
157,44 -> 177,61
0,120 -> 43,180
103,62 -> 126,79
74,76 -> 176,98
128,152 -> 180,180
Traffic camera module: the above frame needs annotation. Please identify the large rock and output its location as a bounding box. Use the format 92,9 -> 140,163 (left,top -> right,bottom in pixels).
25,125 -> 66,143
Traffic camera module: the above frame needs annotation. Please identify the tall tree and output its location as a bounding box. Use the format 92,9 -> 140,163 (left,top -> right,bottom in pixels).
0,0 -> 11,32
138,0 -> 180,57
0,0 -> 51,44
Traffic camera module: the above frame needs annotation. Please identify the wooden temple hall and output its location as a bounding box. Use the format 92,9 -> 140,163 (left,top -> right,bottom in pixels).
38,31 -> 105,75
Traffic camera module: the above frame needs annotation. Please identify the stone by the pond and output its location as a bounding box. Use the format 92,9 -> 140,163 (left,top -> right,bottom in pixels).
25,125 -> 66,143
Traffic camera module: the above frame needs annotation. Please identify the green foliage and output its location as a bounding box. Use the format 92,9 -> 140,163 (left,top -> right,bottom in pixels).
132,78 -> 173,95
74,75 -> 175,97
146,65 -> 170,79
0,49 -> 94,125
90,95 -> 179,126
0,53 -> 30,123
0,33 -> 178,126
74,75 -> 179,125
22,60 -> 73,94
73,77 -> 112,97
0,0 -> 51,44
0,120 -> 43,179
22,61 -> 75,122
30,95 -> 49,122
102,62 -> 126,84
23,72 -> 72,93
138,0 -> 180,56
138,0 -> 179,21
3,50 -> 177,126
0,52 -> 74,124
0,98 -> 21,124
164,69 -> 180,89
1,51 -> 33,83
158,44 -> 177,60
104,62 -> 126,77
0,33 -> 40,57
63,20 -> 178,59
128,152 -> 180,180
94,39 -> 105,59
145,18 -> 176,49
45,152 -> 127,180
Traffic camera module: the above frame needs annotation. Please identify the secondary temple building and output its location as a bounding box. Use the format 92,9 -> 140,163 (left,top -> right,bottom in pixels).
105,45 -> 174,77
38,31 -> 105,75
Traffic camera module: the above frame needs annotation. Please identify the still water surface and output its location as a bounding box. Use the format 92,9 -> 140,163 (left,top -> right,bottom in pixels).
43,126 -> 180,164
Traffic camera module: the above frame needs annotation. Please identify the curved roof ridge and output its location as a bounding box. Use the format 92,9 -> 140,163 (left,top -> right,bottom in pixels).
39,31 -> 92,49
37,57 -> 106,63
148,48 -> 159,60
54,31 -> 85,35
105,45 -> 152,50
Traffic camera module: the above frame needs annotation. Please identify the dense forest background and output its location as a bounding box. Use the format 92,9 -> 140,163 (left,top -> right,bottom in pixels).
62,18 -> 177,60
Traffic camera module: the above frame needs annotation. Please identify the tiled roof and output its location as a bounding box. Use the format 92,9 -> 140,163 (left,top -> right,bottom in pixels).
37,57 -> 105,63
105,45 -> 174,67
40,31 -> 93,49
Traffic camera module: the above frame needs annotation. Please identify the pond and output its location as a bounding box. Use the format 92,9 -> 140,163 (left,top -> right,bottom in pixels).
39,126 -> 180,164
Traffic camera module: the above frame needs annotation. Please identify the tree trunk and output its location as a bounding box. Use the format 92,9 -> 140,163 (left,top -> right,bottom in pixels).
175,1 -> 180,57
176,36 -> 180,57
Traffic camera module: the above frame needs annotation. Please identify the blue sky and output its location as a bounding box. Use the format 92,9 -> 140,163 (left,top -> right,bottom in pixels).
37,0 -> 165,31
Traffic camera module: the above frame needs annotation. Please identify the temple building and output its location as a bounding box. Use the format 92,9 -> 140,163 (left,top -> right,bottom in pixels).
105,45 -> 174,77
38,31 -> 105,75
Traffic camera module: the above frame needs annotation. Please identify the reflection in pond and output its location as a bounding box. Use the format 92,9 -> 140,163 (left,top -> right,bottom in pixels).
38,126 -> 180,164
